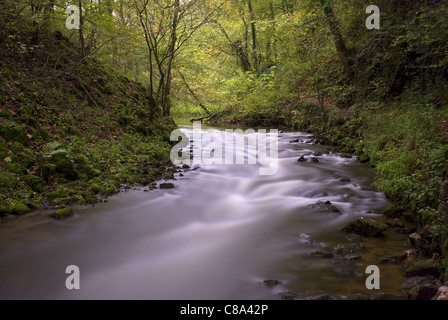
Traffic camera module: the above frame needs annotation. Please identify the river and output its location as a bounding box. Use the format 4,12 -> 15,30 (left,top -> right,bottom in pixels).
0,124 -> 408,299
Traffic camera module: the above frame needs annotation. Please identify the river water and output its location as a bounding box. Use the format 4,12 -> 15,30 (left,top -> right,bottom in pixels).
0,125 -> 408,299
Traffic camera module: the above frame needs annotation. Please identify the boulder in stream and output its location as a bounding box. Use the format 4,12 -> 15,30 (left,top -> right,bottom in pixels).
159,183 -> 175,189
341,217 -> 388,237
409,233 -> 430,255
401,276 -> 440,300
297,156 -> 307,162
435,283 -> 448,300
309,200 -> 341,214
263,280 -> 281,287
404,258 -> 444,278
51,208 -> 74,220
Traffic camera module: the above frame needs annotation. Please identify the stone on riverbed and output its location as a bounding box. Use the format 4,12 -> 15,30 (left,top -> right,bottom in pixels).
341,217 -> 388,237
333,243 -> 365,255
159,183 -> 175,189
298,234 -> 326,247
435,283 -> 448,300
297,156 -> 307,162
309,200 -> 341,213
311,157 -> 319,163
51,208 -> 74,220
345,233 -> 363,242
401,276 -> 440,300
279,291 -> 296,300
310,251 -> 334,259
263,280 -> 281,287
409,233 -> 430,255
404,259 -> 444,278
378,251 -> 408,264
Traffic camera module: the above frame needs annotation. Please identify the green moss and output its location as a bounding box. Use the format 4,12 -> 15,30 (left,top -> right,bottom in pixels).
99,186 -> 118,197
4,163 -> 27,175
0,137 -> 7,159
23,175 -> 45,192
0,171 -> 16,188
0,121 -> 28,145
383,203 -> 406,218
341,217 -> 388,237
0,199 -> 31,215
51,208 -> 74,220
49,153 -> 79,181
90,183 -> 101,194
45,190 -> 70,200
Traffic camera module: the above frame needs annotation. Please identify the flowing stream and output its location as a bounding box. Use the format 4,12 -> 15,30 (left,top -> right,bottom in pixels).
0,125 -> 408,299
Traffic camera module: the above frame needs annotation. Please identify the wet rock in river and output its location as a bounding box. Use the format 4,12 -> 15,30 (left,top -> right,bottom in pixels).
435,283 -> 448,300
310,251 -> 334,259
51,208 -> 74,220
395,227 -> 417,234
289,139 -> 299,143
339,254 -> 361,262
333,243 -> 365,255
298,234 -> 326,247
159,183 -> 175,189
386,218 -> 405,228
263,280 -> 281,287
378,251 -> 408,264
338,177 -> 351,183
310,157 -> 319,163
279,291 -> 296,300
404,259 -> 444,278
409,233 -> 430,255
338,153 -> 353,159
306,294 -> 334,300
297,156 -> 307,162
401,276 -> 440,300
309,200 -> 341,213
335,269 -> 366,279
345,233 -> 363,242
341,217 -> 388,237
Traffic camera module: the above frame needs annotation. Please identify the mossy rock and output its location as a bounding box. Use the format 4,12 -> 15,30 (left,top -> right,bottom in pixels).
164,172 -> 175,180
405,259 -> 444,278
100,187 -> 118,197
85,195 -> 99,204
51,208 -> 74,220
383,203 -> 406,218
24,175 -> 45,193
341,217 -> 388,237
0,137 -> 7,159
45,190 -> 70,200
6,163 -> 25,176
0,121 -> 29,145
0,171 -> 17,188
0,199 -> 31,215
90,183 -> 102,194
49,153 -> 79,181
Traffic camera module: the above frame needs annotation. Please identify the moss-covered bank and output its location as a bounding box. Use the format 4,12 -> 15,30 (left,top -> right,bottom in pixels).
0,31 -> 176,216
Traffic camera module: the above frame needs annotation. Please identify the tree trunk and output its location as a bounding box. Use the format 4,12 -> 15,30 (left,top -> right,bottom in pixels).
321,2 -> 352,79
78,0 -> 86,58
247,0 -> 258,73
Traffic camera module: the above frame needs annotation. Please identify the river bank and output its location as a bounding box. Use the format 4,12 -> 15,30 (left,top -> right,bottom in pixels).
2,126 -> 439,299
202,96 -> 448,299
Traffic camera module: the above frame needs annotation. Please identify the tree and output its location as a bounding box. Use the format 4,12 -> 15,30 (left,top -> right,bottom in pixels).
317,0 -> 352,80
133,0 -> 221,116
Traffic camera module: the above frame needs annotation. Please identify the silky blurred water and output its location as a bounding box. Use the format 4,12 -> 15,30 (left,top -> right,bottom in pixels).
0,125 -> 407,299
